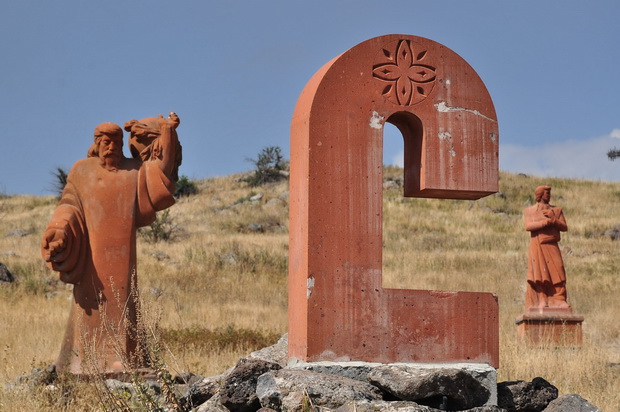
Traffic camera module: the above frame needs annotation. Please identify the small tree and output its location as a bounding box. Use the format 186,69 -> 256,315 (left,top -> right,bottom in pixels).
51,167 -> 68,197
174,175 -> 199,198
246,146 -> 288,187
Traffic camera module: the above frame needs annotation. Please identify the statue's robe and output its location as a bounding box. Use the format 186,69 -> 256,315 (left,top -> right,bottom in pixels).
44,156 -> 175,374
524,203 -> 568,310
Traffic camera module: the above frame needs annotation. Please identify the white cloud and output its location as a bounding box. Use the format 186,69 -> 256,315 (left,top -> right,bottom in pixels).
389,130 -> 620,182
500,130 -> 620,182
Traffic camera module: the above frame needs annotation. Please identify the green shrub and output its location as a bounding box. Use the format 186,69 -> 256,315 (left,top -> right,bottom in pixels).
245,146 -> 288,187
174,175 -> 199,198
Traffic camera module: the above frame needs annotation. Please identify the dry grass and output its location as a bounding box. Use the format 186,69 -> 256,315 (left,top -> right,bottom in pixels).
1,169 -> 619,410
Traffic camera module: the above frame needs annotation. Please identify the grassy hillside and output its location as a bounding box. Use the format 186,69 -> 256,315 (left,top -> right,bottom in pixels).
0,170 -> 618,410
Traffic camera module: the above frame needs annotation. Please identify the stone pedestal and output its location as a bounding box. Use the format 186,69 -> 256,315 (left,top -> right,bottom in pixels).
515,309 -> 584,346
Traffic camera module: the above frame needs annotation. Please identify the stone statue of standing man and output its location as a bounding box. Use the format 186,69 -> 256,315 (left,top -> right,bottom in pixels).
523,185 -> 571,313
41,113 -> 181,375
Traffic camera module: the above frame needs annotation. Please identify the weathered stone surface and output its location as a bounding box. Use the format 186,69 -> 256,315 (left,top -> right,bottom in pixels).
336,401 -> 508,412
0,262 -> 15,283
543,394 -> 600,412
257,369 -> 383,411
289,34 -> 499,367
497,377 -> 557,412
367,365 -> 491,410
289,360 -> 379,382
247,334 -> 288,367
41,114 -> 182,375
5,228 -> 30,237
335,400 -> 436,411
195,392 -> 229,412
16,365 -> 57,388
179,374 -> 223,411
220,358 -> 282,412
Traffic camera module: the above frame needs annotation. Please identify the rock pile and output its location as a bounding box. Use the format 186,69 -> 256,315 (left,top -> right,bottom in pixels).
7,334 -> 601,411
177,335 -> 601,412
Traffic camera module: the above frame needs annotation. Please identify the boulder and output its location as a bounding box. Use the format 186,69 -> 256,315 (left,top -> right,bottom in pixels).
179,373 -> 224,411
543,394 -> 600,412
497,377 -> 557,412
0,263 -> 15,283
367,365 -> 491,410
336,401 -> 508,411
219,358 -> 282,412
247,333 -> 288,367
256,369 -> 383,411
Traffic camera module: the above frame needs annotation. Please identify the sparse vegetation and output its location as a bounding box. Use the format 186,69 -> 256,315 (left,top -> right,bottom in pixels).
50,167 -> 68,197
0,170 -> 619,410
245,146 -> 288,187
174,175 -> 199,198
138,210 -> 181,243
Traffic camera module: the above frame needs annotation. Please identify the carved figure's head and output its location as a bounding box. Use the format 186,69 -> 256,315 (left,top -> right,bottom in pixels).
88,122 -> 124,171
123,117 -> 162,160
535,185 -> 551,203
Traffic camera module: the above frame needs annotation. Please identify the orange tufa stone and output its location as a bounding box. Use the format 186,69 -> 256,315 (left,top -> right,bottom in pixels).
41,113 -> 181,375
289,35 -> 500,367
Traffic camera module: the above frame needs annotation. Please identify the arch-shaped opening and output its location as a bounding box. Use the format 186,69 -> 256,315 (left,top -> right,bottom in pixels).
382,112 -> 424,289
386,111 -> 423,197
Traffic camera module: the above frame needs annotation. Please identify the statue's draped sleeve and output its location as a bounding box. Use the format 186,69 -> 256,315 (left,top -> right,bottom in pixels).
136,160 -> 176,227
43,178 -> 88,284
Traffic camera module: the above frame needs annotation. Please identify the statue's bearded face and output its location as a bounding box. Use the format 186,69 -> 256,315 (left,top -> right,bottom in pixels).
541,189 -> 551,204
98,134 -> 123,171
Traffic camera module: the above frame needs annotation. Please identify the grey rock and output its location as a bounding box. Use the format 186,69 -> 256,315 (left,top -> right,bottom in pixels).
151,250 -> 170,260
368,365 -> 490,410
335,400 -> 436,411
5,228 -> 30,237
543,394 -> 600,412
16,365 -> 57,388
497,377 -> 557,412
603,224 -> 620,240
220,358 -> 282,412
194,392 -> 229,412
256,369 -> 383,411
291,361 -> 378,383
179,374 -> 223,411
0,263 -> 15,283
248,223 -> 264,233
247,333 -> 288,367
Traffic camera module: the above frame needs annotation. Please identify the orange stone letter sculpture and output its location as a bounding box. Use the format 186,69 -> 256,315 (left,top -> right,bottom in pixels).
42,113 -> 181,374
289,35 -> 500,367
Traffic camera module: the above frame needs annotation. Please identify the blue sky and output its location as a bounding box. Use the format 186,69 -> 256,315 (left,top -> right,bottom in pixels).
1,0 -> 619,195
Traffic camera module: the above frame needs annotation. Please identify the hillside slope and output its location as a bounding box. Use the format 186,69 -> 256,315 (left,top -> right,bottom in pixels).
0,170 -> 618,409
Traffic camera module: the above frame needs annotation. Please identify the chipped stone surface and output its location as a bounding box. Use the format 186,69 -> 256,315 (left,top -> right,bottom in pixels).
256,369 -> 382,411
544,394 -> 601,412
289,34 -> 499,367
367,364 -> 492,410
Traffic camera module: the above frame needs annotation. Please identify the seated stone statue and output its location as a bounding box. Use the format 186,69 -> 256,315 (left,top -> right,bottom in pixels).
41,113 -> 181,374
523,185 -> 571,313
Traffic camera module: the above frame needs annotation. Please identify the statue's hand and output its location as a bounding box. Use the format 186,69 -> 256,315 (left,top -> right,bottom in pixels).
158,112 -> 180,130
42,228 -> 68,263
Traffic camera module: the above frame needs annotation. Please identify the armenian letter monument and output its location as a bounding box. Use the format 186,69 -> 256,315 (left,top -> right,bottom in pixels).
289,35 -> 500,366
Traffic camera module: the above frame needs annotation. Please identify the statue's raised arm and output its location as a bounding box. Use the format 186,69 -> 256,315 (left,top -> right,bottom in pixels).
124,112 -> 183,182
